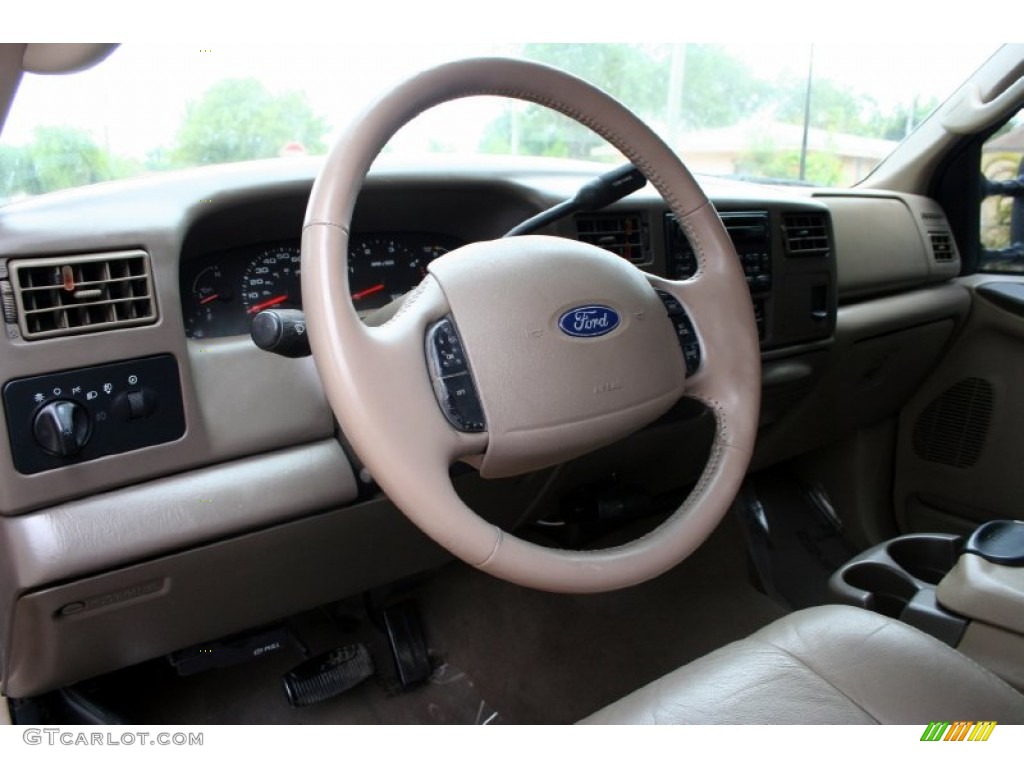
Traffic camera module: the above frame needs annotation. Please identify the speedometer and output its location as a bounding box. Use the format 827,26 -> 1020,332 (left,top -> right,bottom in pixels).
241,245 -> 302,316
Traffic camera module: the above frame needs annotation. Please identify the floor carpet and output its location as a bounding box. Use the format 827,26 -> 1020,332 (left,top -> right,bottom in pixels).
66,515 -> 785,725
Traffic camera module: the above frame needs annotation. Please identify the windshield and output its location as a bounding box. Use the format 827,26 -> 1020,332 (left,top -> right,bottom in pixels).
0,42 -> 999,204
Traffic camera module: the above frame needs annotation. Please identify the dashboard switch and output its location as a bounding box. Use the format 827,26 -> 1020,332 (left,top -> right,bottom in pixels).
112,388 -> 159,421
33,400 -> 91,457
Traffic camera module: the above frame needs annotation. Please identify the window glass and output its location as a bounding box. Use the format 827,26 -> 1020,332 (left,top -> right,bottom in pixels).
979,108 -> 1024,273
0,43 -> 1000,205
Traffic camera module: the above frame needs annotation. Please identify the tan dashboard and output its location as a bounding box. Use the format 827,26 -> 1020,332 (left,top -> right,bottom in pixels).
0,157 -> 970,696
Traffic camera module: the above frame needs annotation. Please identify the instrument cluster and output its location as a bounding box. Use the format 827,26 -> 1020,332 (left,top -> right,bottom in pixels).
180,233 -> 463,339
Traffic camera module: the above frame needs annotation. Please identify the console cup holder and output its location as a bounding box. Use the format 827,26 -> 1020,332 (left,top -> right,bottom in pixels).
886,535 -> 961,585
828,532 -> 967,645
840,562 -> 918,619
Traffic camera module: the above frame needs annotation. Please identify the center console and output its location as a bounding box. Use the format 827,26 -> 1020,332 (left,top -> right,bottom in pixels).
829,520 -> 1024,690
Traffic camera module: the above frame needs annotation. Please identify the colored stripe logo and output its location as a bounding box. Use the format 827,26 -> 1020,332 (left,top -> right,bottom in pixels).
920,721 -> 997,742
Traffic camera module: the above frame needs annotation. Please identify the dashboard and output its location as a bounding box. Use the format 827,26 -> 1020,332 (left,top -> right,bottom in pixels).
0,156 -> 968,699
180,232 -> 464,338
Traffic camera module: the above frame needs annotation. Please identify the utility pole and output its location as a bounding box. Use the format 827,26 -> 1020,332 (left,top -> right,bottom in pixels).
799,44 -> 814,182
667,44 -> 686,149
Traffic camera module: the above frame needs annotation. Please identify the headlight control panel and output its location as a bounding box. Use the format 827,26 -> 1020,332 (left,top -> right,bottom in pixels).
3,354 -> 186,475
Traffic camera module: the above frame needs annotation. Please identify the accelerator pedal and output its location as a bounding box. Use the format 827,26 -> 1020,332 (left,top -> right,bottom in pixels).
382,601 -> 433,690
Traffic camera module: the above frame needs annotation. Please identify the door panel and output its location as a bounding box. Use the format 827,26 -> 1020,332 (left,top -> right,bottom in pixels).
895,276 -> 1024,534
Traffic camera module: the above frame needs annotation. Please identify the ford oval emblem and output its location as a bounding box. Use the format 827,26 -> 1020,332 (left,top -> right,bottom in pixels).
558,305 -> 620,338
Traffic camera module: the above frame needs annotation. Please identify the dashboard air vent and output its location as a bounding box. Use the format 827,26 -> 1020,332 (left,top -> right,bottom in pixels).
10,250 -> 157,340
576,212 -> 649,264
929,231 -> 955,262
781,213 -> 830,258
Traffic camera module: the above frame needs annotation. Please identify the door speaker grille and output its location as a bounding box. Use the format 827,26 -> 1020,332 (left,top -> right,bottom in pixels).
912,377 -> 993,468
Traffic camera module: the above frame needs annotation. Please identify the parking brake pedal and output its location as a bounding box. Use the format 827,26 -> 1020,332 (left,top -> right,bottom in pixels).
168,625 -> 297,676
282,644 -> 375,707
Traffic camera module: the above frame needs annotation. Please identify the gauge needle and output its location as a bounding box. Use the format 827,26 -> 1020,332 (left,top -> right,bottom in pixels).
352,283 -> 386,301
248,294 -> 289,314
198,294 -> 220,305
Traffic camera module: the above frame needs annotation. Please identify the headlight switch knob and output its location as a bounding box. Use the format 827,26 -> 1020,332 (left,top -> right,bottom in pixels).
33,399 -> 91,457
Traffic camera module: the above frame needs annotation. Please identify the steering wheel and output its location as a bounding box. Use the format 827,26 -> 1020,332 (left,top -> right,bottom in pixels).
301,58 -> 760,593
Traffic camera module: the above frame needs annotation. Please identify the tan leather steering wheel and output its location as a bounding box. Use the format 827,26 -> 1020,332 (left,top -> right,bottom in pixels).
301,58 -> 760,593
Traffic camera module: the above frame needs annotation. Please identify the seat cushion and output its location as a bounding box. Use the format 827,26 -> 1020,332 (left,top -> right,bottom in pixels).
581,605 -> 1024,724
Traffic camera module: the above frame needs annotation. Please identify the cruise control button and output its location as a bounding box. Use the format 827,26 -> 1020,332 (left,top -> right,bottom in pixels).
427,318 -> 469,378
682,343 -> 701,376
655,290 -> 684,316
672,316 -> 695,343
432,372 -> 486,433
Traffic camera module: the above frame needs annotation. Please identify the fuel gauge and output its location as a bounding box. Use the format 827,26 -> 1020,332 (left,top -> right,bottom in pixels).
185,264 -> 238,338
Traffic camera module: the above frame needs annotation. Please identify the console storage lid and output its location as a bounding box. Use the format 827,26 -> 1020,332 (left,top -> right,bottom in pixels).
937,553 -> 1024,635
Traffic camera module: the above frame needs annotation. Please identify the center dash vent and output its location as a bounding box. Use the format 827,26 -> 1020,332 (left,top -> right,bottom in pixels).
781,213 -> 830,258
575,212 -> 650,264
929,231 -> 955,262
9,250 -> 157,340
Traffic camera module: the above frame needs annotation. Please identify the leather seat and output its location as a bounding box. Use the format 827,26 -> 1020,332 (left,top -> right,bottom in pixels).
581,605 -> 1024,724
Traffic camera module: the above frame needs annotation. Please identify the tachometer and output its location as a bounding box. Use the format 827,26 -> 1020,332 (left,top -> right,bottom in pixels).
348,236 -> 429,313
241,245 -> 302,316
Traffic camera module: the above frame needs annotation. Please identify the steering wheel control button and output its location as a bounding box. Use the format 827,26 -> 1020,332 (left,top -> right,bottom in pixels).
426,318 -> 486,433
657,291 -> 702,376
656,291 -> 684,316
433,374 -> 486,433
3,354 -> 186,474
426,317 -> 468,377
557,305 -> 620,338
32,400 -> 91,456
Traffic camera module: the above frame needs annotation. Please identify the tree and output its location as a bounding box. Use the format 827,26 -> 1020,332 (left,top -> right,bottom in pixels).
673,45 -> 769,132
479,44 -> 772,160
171,78 -> 328,167
772,76 -> 875,135
867,97 -> 940,141
480,44 -> 668,160
735,140 -> 844,186
0,144 -> 38,200
0,126 -> 115,200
